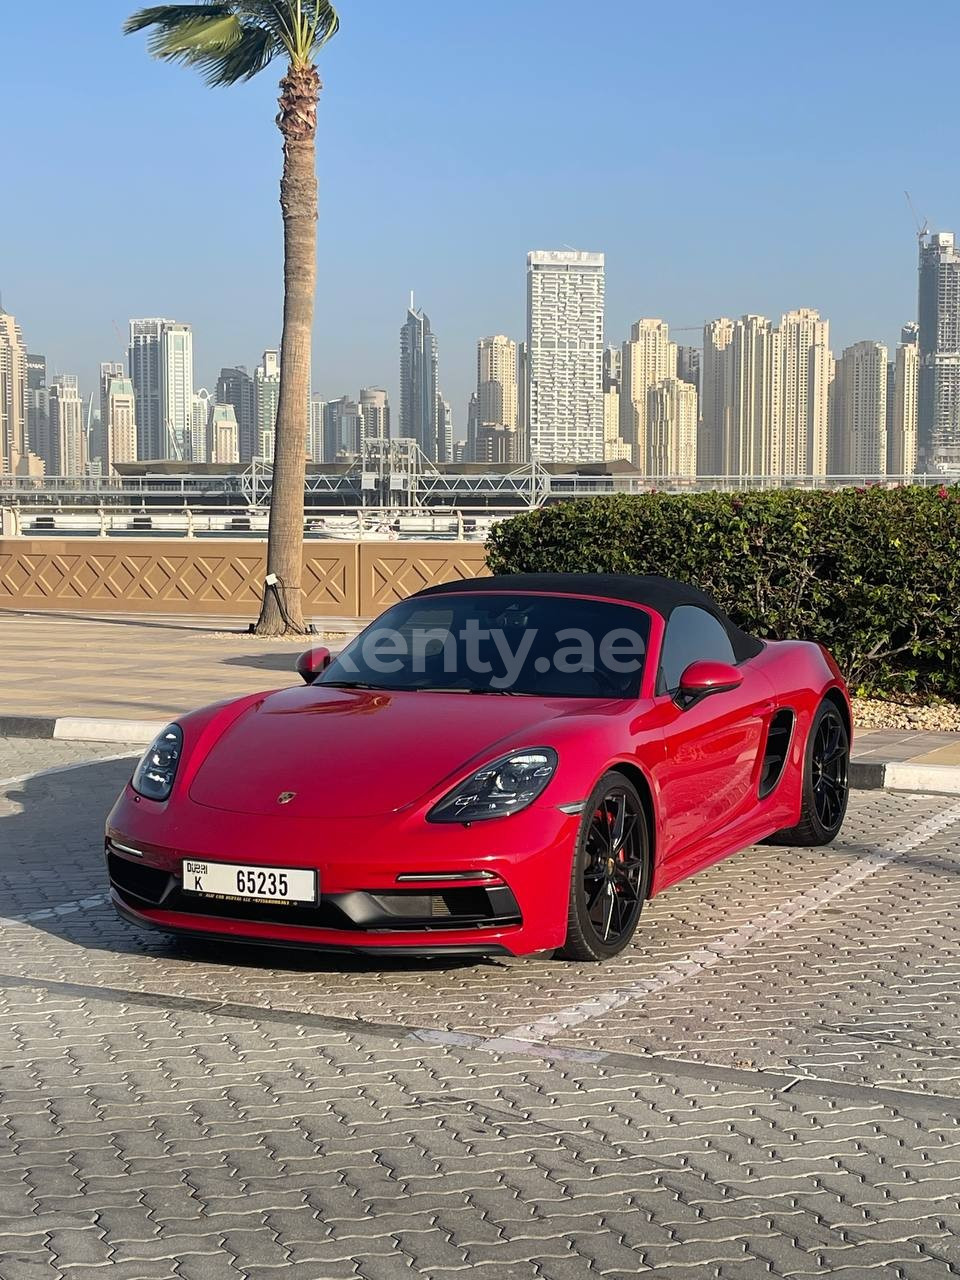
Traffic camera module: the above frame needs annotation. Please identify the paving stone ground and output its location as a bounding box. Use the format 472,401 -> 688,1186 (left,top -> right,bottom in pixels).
2,737 -> 960,1279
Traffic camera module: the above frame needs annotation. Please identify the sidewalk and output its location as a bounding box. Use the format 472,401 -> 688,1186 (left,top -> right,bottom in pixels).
0,609 -> 364,723
0,610 -> 958,792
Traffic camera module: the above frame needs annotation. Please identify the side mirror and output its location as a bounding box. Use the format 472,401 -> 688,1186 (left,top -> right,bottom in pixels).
677,659 -> 743,707
296,646 -> 332,685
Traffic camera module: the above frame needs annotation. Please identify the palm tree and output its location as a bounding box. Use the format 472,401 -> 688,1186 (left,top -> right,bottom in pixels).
125,1 -> 339,635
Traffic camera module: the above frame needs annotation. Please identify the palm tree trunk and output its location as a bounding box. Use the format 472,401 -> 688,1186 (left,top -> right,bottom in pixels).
255,61 -> 320,636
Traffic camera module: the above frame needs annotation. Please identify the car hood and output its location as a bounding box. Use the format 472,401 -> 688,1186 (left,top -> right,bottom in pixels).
187,685 -> 584,818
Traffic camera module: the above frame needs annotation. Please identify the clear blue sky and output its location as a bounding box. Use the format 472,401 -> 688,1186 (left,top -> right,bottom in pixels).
5,0 -> 957,427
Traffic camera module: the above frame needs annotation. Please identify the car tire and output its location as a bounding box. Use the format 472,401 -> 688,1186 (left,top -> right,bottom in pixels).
765,700 -> 849,847
557,771 -> 651,962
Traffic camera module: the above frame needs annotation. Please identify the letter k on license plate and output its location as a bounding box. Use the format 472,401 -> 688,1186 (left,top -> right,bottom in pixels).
182,859 -> 317,903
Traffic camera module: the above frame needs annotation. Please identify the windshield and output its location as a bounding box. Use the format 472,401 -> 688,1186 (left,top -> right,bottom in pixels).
320,592 -> 649,698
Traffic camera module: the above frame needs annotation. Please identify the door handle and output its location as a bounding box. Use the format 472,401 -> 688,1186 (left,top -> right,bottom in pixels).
752,701 -> 775,716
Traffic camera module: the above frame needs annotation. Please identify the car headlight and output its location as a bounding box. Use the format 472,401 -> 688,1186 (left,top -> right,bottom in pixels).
428,748 -> 558,823
131,724 -> 183,801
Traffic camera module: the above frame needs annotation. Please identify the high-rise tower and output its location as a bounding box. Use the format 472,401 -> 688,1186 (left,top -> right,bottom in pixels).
527,251 -> 604,463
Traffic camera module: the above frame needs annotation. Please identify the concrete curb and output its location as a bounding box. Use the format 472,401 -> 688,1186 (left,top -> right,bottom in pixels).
0,715 -> 163,746
2,714 -> 960,797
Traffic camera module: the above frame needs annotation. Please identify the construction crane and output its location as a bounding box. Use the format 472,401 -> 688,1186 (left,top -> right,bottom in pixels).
905,191 -> 929,245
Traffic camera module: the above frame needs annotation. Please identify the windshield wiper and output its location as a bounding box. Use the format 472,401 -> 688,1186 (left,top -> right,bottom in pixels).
319,680 -> 406,691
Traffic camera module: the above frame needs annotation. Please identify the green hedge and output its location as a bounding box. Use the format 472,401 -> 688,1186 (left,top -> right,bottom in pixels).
485,485 -> 960,698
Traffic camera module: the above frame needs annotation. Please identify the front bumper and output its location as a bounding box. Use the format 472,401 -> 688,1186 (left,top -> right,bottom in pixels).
105,787 -> 578,957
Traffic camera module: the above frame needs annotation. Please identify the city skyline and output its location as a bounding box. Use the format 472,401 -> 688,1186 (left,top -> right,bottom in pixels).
4,1 -> 959,429
0,226 -> 948,476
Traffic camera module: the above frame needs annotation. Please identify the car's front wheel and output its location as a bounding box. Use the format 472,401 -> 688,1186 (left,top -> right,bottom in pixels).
557,772 -> 651,962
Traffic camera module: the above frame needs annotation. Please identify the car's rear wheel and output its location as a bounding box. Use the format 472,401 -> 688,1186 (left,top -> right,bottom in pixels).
557,772 -> 651,962
766,700 -> 849,847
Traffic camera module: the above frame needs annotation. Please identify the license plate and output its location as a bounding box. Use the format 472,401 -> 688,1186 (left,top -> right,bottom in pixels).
182,859 -> 317,904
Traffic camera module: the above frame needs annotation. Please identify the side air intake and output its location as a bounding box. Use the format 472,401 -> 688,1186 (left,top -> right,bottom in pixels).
759,709 -> 795,799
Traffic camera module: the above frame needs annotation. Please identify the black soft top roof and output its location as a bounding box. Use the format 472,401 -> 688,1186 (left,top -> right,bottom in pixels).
414,573 -> 764,662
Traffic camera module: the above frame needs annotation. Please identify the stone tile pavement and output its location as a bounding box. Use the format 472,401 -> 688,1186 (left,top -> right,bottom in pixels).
2,737 -> 960,1277
0,611 -> 362,722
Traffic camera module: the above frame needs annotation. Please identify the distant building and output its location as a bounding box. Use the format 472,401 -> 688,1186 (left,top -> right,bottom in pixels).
836,341 -> 887,473
700,319 -> 735,475
918,230 -> 960,470
676,345 -> 701,394
128,318 -> 193,460
0,306 -> 27,473
95,362 -> 125,468
701,312 -> 830,477
48,374 -> 85,476
527,250 -> 604,462
26,353 -> 48,468
104,377 -> 138,474
438,394 -> 453,463
889,324 -> 920,475
620,319 -> 676,469
477,335 -> 518,436
602,347 -> 629,461
216,366 -> 257,463
190,389 -> 212,463
209,403 -> 239,464
778,309 -> 831,477
359,388 -> 390,446
474,422 -> 520,465
309,395 -> 326,461
400,301 -> 443,460
647,377 -> 698,477
128,319 -> 165,460
323,396 -> 363,461
254,350 -> 280,460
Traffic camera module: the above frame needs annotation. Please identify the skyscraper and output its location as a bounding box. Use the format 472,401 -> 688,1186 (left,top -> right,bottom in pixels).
190,389 -> 212,463
254,350 -> 281,460
729,315 -> 780,476
309,396 -> 326,461
26,353 -> 48,469
322,396 -> 363,461
104,377 -> 137,474
359,388 -> 390,447
128,319 -> 166,460
477,336 -> 518,434
700,319 -> 735,475
918,230 -> 960,470
438,394 -> 453,463
127,318 -> 193,460
209,404 -> 239,464
160,323 -> 194,459
48,375 -> 85,476
602,346 -> 629,461
97,362 -> 125,469
0,306 -> 27,473
836,341 -> 888,473
778,309 -> 831,476
702,312 -> 830,478
676,345 -> 702,395
647,378 -> 698,477
889,324 -> 920,475
620,319 -> 676,469
216,366 -> 257,463
400,301 -> 442,460
527,250 -> 604,463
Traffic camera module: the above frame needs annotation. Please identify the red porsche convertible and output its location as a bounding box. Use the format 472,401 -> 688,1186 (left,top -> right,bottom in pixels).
106,574 -> 851,962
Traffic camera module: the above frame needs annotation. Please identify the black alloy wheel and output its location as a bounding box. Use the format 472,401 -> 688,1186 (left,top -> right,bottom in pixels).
766,699 -> 850,847
558,772 -> 650,961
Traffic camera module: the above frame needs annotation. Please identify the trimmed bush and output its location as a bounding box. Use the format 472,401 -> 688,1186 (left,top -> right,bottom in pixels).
485,485 -> 960,698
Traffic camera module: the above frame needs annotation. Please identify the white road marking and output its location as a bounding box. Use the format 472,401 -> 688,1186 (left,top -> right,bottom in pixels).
0,752 -> 136,792
480,802 -> 960,1050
